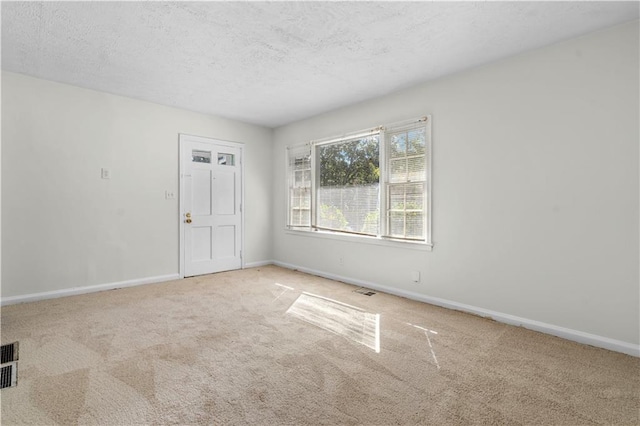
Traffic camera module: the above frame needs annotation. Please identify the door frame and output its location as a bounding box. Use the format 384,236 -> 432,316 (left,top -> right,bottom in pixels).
178,133 -> 245,279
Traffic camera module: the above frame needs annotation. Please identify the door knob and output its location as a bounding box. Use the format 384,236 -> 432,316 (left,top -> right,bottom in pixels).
185,212 -> 191,218
185,218 -> 192,224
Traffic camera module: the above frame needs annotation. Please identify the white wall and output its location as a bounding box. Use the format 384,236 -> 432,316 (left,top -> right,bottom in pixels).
272,21 -> 640,346
1,71 -> 273,298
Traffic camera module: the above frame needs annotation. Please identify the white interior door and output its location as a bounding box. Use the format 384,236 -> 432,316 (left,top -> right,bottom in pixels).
180,135 -> 243,277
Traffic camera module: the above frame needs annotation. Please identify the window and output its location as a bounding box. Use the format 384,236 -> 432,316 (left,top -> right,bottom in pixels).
217,153 -> 235,166
287,145 -> 312,228
192,150 -> 211,163
387,125 -> 427,240
317,134 -> 380,235
287,116 -> 432,246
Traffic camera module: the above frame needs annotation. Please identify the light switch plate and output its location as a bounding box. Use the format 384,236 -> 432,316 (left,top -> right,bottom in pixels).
101,168 -> 111,179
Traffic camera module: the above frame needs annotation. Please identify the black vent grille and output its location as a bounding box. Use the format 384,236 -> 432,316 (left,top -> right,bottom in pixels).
1,342 -> 18,364
0,364 -> 16,389
354,288 -> 376,296
1,342 -> 19,389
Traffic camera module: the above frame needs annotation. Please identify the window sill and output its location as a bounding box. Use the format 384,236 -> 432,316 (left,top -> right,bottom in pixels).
285,228 -> 433,251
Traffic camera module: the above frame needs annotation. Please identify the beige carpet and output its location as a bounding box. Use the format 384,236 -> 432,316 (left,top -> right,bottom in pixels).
1,265 -> 638,425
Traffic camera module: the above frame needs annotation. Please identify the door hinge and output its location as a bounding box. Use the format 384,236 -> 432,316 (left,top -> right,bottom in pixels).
240,250 -> 243,259
239,203 -> 242,213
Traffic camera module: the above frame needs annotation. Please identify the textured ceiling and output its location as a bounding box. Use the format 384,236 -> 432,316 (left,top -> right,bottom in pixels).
2,2 -> 638,128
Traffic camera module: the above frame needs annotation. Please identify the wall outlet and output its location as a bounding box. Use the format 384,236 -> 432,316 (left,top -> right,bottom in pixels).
411,270 -> 421,283
101,168 -> 111,179
339,256 -> 344,266
165,190 -> 176,199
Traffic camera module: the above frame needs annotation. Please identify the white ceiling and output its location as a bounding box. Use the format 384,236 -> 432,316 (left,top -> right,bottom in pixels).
2,2 -> 638,128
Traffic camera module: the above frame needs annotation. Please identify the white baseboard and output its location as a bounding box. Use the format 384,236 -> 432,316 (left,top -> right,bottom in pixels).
244,260 -> 274,268
0,274 -> 181,306
273,260 -> 640,357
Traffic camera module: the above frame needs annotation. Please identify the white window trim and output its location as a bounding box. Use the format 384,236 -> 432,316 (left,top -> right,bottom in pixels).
285,228 -> 433,251
286,116 -> 433,249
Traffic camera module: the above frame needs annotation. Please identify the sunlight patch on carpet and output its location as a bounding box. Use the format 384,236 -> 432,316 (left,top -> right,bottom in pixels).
287,292 -> 380,353
272,283 -> 295,303
406,322 -> 440,369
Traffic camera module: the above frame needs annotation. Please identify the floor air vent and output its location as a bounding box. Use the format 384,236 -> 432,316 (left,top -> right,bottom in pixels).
354,288 -> 376,296
0,363 -> 17,389
1,342 -> 19,389
1,342 -> 19,364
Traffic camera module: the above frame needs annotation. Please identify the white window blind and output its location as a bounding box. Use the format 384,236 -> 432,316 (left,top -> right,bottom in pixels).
385,124 -> 427,240
287,144 -> 312,229
316,135 -> 380,236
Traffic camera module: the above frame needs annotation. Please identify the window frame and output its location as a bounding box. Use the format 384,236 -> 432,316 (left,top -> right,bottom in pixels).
286,144 -> 312,229
383,122 -> 430,241
286,116 -> 432,249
